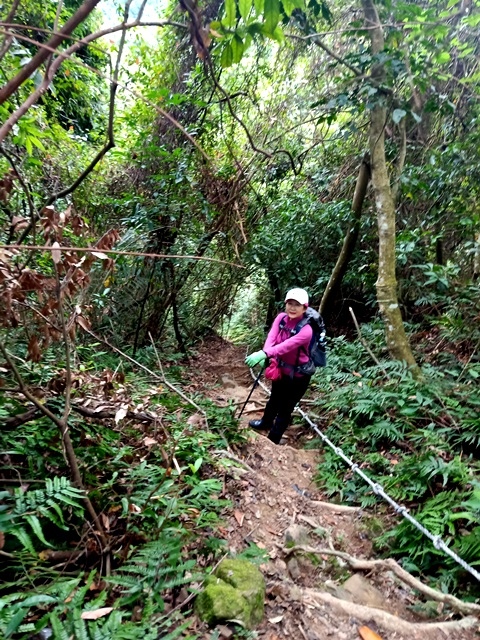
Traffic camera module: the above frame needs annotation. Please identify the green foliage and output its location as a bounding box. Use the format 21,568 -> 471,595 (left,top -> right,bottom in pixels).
313,328 -> 480,592
0,478 -> 85,555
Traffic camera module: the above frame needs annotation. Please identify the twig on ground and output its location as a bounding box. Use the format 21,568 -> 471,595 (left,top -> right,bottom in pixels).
213,449 -> 255,474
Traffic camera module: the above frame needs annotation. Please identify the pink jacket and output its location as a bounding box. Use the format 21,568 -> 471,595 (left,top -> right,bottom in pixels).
263,313 -> 313,375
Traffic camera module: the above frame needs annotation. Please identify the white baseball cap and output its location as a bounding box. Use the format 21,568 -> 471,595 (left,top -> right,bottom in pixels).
284,288 -> 309,306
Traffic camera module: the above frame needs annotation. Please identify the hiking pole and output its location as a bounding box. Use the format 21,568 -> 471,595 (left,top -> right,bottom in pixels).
237,366 -> 264,419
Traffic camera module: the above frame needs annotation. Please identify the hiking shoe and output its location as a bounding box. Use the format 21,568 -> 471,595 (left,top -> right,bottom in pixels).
248,419 -> 269,431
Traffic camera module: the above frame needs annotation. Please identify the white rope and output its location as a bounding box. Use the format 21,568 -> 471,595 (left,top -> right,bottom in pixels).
250,370 -> 480,583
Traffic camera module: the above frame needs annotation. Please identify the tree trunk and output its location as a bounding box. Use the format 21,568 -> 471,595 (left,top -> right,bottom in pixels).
320,154 -> 370,318
362,0 -> 421,376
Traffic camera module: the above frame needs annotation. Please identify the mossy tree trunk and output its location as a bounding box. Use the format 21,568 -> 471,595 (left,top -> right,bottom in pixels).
362,0 -> 421,376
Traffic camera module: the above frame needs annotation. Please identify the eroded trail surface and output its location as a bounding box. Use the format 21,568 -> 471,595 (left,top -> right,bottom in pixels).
188,335 -> 479,640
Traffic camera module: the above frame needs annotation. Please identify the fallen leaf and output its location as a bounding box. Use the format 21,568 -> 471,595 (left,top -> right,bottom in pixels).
358,626 -> 383,640
115,407 -> 128,424
81,607 -> 114,620
100,513 -> 110,532
91,251 -> 109,260
143,437 -> 157,447
51,241 -> 61,264
268,616 -> 283,623
234,510 -> 244,526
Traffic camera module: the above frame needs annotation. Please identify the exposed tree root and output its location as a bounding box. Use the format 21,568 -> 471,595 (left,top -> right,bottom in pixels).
309,500 -> 361,513
303,588 -> 478,635
284,545 -> 480,616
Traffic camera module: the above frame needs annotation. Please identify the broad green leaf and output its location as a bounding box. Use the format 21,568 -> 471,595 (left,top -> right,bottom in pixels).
231,35 -> 244,62
10,527 -> 35,554
239,0 -> 253,20
223,0 -> 236,28
20,595 -> 56,608
463,13 -> 480,27
263,24 -> 284,42
220,43 -> 234,67
282,0 -> 293,15
263,0 -> 280,34
392,108 -> 406,124
254,0 -> 264,15
435,51 -> 450,64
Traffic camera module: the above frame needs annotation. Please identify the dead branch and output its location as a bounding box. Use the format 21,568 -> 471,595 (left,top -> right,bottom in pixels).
72,404 -> 159,424
0,0 -> 102,106
283,544 -> 480,616
303,588 -> 478,635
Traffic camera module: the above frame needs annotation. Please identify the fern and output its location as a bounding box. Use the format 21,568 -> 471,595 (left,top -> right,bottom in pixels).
109,535 -> 197,607
0,477 -> 85,553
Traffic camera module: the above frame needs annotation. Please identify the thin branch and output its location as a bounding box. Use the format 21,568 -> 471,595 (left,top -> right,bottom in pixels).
0,21 -> 208,164
349,306 -> 388,374
287,32 -> 362,77
53,261 -> 72,423
1,245 -> 245,268
148,331 -> 208,425
41,0 -> 131,210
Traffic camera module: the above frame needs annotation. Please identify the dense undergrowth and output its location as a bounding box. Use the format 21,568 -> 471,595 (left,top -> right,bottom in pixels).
1,279 -> 480,638
309,305 -> 480,598
0,343 -> 252,639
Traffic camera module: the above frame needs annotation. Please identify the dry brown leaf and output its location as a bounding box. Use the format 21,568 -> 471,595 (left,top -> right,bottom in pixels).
76,315 -> 91,331
234,510 -> 245,526
51,241 -> 61,264
91,251 -> 109,260
81,607 -> 114,620
358,626 -> 383,640
100,513 -> 110,532
143,437 -> 157,447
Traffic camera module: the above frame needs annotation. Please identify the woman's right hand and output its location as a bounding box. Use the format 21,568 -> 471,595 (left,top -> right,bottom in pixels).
245,350 -> 267,367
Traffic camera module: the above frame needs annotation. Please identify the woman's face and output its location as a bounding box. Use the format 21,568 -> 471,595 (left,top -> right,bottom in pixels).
285,299 -> 306,321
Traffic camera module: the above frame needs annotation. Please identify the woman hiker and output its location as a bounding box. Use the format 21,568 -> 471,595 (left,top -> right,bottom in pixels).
245,288 -> 314,445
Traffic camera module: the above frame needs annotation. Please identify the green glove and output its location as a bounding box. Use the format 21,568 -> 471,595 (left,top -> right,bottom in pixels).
245,350 -> 267,368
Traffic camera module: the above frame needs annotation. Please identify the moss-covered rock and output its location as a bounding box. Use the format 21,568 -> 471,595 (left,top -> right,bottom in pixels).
196,558 -> 265,628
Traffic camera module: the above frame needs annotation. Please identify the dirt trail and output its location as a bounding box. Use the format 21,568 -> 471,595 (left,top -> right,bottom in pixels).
188,335 -> 479,640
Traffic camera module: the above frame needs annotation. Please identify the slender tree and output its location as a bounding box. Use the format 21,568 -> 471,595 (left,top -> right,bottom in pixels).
361,0 -> 421,375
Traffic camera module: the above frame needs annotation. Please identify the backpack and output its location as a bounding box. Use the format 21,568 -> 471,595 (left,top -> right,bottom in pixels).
279,307 -> 327,371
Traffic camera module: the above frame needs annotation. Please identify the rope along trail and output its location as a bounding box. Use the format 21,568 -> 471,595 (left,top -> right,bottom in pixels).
251,370 -> 480,583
